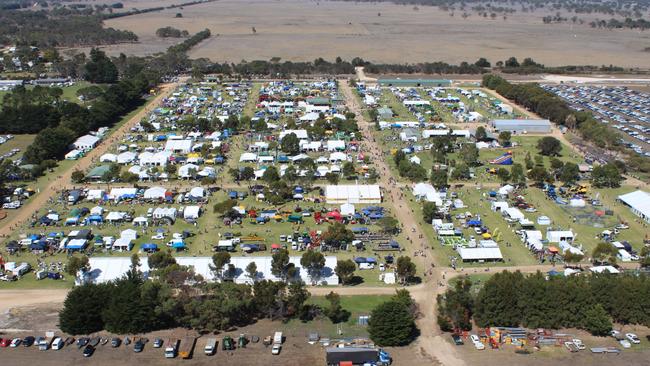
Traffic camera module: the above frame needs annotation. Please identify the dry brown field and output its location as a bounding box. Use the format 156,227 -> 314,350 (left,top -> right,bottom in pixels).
91,0 -> 650,68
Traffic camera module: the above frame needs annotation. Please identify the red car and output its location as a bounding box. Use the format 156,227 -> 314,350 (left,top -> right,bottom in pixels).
0,338 -> 11,347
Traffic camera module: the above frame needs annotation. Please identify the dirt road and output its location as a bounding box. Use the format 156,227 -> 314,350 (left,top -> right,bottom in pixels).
339,80 -> 469,366
0,289 -> 68,314
0,81 -> 181,242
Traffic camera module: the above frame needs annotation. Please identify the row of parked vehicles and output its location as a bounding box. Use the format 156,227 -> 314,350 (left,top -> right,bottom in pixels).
0,332 -> 285,359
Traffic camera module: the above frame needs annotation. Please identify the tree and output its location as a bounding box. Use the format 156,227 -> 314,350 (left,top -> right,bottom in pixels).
246,261 -> 258,283
300,251 -> 326,284
325,172 -> 339,184
496,167 -> 510,182
451,163 -> 471,180
280,132 -> 300,155
640,247 -> 650,268
504,57 -> 520,68
592,242 -> 618,265
582,304 -> 612,336
271,249 -> 291,282
262,166 -> 280,184
59,284 -> 110,334
286,281 -> 310,319
213,199 -> 237,214
71,170 -> 85,183
324,292 -> 351,323
378,216 -> 400,234
210,252 -> 231,280
527,166 -> 549,185
148,250 -> 176,270
437,277 -> 474,331
460,143 -> 479,166
510,163 -> 526,185
396,256 -> 416,284
322,222 -> 354,249
591,163 -> 623,188
84,48 -> 118,83
430,169 -> 448,188
66,255 -> 89,276
475,57 -> 491,68
563,251 -> 584,265
103,277 -> 148,334
498,131 -> 512,146
422,201 -> 437,224
474,126 -> 488,141
537,136 -> 562,156
335,259 -> 356,285
559,162 -> 580,184
368,299 -> 417,346
341,161 -> 356,178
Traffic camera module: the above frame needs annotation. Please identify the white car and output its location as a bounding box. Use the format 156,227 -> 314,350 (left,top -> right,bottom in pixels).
10,338 -> 21,347
470,335 -> 485,350
625,333 -> 641,344
610,330 -> 622,339
619,339 -> 631,349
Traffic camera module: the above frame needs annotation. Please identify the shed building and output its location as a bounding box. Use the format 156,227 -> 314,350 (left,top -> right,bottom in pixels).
491,119 -> 552,133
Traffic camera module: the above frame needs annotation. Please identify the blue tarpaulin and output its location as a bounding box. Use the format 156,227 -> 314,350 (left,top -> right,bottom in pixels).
172,241 -> 186,249
141,243 -> 158,251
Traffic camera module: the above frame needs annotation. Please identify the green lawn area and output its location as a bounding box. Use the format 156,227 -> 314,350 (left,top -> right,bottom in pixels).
282,294 -> 391,338
0,134 -> 35,158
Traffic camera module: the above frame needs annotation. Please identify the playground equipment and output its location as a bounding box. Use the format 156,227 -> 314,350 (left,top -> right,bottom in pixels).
490,151 -> 513,165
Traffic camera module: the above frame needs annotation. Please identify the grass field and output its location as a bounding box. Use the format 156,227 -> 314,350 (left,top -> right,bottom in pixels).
98,0 -> 650,68
284,294 -> 391,338
0,134 -> 35,159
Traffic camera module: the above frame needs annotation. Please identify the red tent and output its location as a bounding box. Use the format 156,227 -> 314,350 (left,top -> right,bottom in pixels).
271,243 -> 281,250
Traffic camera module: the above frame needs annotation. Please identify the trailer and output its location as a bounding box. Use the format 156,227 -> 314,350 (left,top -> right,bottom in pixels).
179,337 -> 196,359
164,339 -> 179,358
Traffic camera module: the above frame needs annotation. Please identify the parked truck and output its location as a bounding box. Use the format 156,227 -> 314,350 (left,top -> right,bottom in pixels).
164,339 -> 179,358
179,337 -> 196,359
272,332 -> 283,355
204,338 -> 217,356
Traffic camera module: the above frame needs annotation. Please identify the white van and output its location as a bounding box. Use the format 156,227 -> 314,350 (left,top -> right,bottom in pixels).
52,337 -> 64,350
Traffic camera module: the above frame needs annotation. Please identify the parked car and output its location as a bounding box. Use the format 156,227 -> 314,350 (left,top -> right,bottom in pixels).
451,334 -> 464,345
10,338 -> 21,347
83,345 -> 95,357
153,338 -> 164,348
133,340 -> 145,353
111,338 -> 121,347
610,330 -> 623,340
77,337 -> 90,348
23,336 -> 35,347
572,339 -> 586,350
626,333 -> 641,344
0,338 -> 11,347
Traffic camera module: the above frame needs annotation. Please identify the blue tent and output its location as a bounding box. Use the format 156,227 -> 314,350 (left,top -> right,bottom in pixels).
294,186 -> 304,194
467,220 -> 482,227
353,257 -> 367,264
366,257 -> 377,264
172,241 -> 186,249
141,243 -> 158,252
214,156 -> 224,164
547,269 -> 563,277
86,215 -> 103,223
488,191 -> 497,197
278,156 -> 289,163
351,227 -> 369,234
29,234 -> 40,241
29,242 -> 47,251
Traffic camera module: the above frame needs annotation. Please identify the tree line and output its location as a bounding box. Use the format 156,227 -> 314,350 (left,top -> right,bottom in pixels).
438,271 -> 650,337
0,9 -> 137,47
60,251 -> 418,348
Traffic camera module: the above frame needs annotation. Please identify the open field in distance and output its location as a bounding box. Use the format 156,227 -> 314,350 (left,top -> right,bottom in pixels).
97,0 -> 650,68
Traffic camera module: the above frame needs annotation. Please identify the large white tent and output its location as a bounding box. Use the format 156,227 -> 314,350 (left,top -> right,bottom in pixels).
325,185 -> 381,204
82,256 -> 339,285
